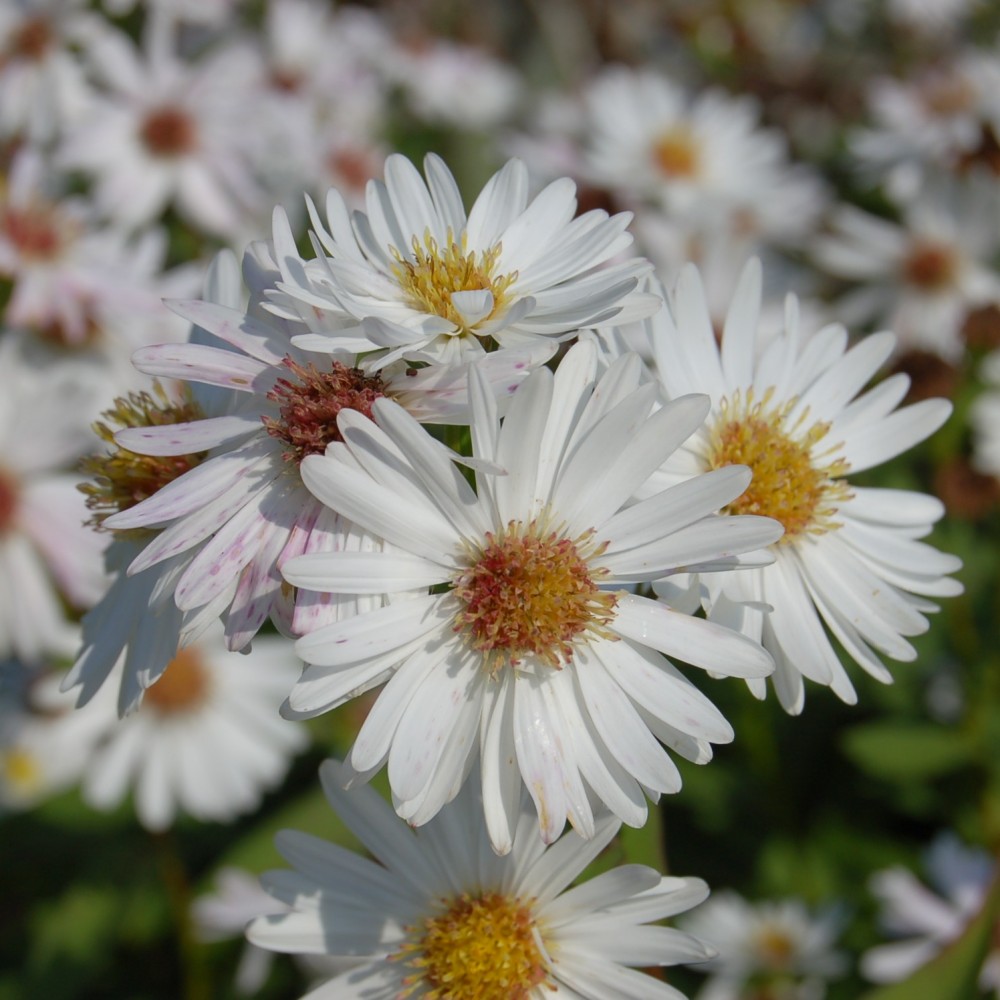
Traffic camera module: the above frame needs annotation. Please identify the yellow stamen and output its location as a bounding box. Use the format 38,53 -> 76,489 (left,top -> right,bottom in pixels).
652,126 -> 701,178
705,389 -> 851,542
394,891 -> 549,1000
144,647 -> 211,715
391,229 -> 517,334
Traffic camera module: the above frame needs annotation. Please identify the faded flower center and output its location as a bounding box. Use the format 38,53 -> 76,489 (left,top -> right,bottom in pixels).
452,519 -> 617,673
9,15 -> 52,61
391,229 -> 517,333
921,74 -> 976,117
903,240 -> 958,292
2,201 -> 69,261
754,925 -> 796,972
652,126 -> 701,178
705,389 -> 851,543
396,892 -> 549,1000
79,383 -> 206,531
262,357 -> 385,465
1,747 -> 40,795
144,647 -> 210,715
140,105 -> 198,158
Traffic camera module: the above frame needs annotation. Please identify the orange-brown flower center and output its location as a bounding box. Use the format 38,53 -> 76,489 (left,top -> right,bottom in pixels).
0,467 -> 19,535
262,357 -> 385,465
144,647 -> 210,715
1,202 -> 68,261
140,106 -> 198,158
8,15 -> 52,61
652,126 -> 701,178
395,892 -> 549,1000
903,240 -> 958,292
452,519 -> 617,673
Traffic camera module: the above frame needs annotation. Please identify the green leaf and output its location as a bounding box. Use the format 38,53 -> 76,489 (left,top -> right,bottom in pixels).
841,722 -> 973,781
858,867 -> 1000,1000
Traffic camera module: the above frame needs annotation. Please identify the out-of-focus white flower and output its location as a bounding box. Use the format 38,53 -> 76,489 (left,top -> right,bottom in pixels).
814,176 -> 1000,360
0,664 -> 107,810
862,832 -> 999,996
681,890 -> 847,1000
281,340 -> 779,850
387,38 -> 522,129
0,150 -> 192,379
0,331 -> 109,662
885,0 -> 978,37
0,0 -> 105,144
850,52 -> 1000,201
580,66 -> 827,246
79,620 -> 307,830
248,759 -> 715,999
58,21 -> 266,239
642,259 -> 961,712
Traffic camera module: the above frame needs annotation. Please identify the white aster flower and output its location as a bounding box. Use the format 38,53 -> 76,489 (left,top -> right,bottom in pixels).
80,620 -> 308,830
579,66 -> 826,246
681,891 -> 847,1000
248,758 -> 715,999
0,0 -> 102,144
57,21 -> 265,239
861,832 -> 999,996
282,340 -> 778,850
0,330 -> 108,661
272,153 -> 659,368
813,176 -> 1000,360
100,233 -> 554,655
644,260 -> 961,712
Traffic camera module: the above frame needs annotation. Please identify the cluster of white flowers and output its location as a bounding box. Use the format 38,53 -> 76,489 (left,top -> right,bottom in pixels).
2,0 -> 995,996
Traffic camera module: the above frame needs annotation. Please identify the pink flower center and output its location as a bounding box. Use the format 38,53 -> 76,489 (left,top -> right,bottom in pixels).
262,358 -> 386,464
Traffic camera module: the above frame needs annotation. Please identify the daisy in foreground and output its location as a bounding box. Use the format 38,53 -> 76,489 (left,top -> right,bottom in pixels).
642,260 -> 961,713
282,340 -> 779,851
248,759 -> 715,1000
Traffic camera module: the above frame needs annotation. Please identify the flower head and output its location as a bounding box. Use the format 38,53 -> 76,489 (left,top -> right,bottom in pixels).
282,340 -> 779,849
248,759 -> 715,998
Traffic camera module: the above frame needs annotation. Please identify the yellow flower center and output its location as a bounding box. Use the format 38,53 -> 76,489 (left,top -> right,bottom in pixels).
2,747 -> 41,794
652,126 -> 701,178
452,519 -> 617,673
396,891 -> 549,1000
705,389 -> 851,543
755,925 -> 796,972
79,383 -> 206,533
144,647 -> 211,715
391,229 -> 517,334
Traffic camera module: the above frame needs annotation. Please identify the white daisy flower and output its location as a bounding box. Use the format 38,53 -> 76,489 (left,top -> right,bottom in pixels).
644,259 -> 961,713
100,233 -> 555,656
813,175 -> 1000,360
579,66 -> 826,246
681,891 -> 847,1000
247,758 -> 715,999
0,149 -> 191,369
850,52 -> 1000,201
0,0 -> 102,144
272,153 -> 659,368
80,620 -> 308,831
0,330 -> 109,661
861,833 -> 999,995
971,349 -> 1000,482
281,340 -> 779,850
57,20 -> 265,239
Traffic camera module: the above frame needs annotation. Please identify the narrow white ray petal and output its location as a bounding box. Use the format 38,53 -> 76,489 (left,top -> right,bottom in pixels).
466,158 -> 529,248
166,299 -> 287,365
283,550 -> 446,594
613,592 -> 774,678
131,343 -> 273,393
720,257 -> 762,389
